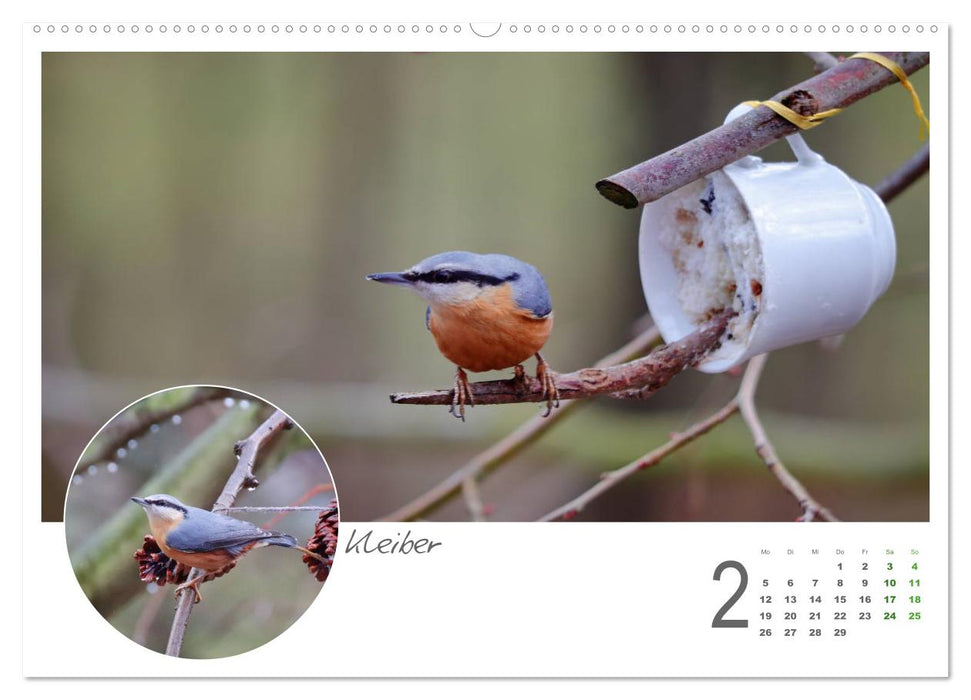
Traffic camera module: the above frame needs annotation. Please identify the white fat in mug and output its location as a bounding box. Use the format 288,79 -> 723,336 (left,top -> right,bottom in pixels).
639,103 -> 896,373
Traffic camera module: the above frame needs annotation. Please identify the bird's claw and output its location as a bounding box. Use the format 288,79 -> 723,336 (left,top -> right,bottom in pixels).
535,353 -> 561,418
449,368 -> 474,422
448,360 -> 558,421
175,578 -> 204,604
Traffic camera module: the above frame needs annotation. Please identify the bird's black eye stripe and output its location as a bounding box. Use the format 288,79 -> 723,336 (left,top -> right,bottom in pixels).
415,269 -> 521,287
148,499 -> 187,513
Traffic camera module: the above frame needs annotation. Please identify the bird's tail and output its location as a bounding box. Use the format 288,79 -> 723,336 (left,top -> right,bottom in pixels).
266,533 -> 328,565
264,533 -> 298,548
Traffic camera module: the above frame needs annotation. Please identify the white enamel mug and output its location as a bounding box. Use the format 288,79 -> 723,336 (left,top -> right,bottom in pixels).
639,103 -> 896,373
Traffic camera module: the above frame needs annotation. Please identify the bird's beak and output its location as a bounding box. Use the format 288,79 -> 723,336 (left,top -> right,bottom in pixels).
131,497 -> 147,507
366,271 -> 413,287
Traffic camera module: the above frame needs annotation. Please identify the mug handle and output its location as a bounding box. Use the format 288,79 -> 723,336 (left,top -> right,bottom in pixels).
724,102 -> 824,166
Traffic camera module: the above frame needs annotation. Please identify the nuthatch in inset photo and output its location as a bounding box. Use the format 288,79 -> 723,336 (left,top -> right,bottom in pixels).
367,251 -> 560,420
132,494 -> 323,602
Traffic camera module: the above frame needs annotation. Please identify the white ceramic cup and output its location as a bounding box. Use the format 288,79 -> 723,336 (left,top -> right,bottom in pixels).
639,103 -> 896,373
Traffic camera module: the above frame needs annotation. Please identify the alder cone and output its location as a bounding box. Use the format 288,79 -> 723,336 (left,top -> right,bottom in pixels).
304,499 -> 339,582
133,535 -> 235,586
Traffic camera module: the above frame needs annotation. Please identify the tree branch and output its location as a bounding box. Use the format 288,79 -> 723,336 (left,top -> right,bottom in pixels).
874,143 -> 930,203
539,402 -> 739,521
378,322 -> 662,522
736,355 -> 838,522
540,355 -> 839,522
805,52 -> 839,72
214,410 -> 292,512
79,386 -> 233,470
596,51 -> 929,208
461,477 -> 489,522
165,409 -> 292,657
260,483 -> 333,531
390,310 -> 732,408
222,505 -> 329,513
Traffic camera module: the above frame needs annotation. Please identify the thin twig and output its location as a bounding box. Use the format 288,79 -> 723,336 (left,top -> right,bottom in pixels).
223,505 -> 329,513
213,410 -> 292,512
735,355 -> 839,522
596,51 -> 929,208
390,311 -> 732,407
261,483 -> 334,531
378,324 -> 663,522
541,355 -> 840,522
873,143 -> 930,203
79,386 -> 233,470
539,402 -> 739,521
461,477 -> 488,521
805,51 -> 839,72
165,409 -> 292,657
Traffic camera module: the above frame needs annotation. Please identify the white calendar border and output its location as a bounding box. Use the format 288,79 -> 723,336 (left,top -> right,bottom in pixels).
10,0 -> 959,692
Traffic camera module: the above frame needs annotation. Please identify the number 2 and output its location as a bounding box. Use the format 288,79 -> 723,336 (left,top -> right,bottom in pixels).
712,561 -> 749,628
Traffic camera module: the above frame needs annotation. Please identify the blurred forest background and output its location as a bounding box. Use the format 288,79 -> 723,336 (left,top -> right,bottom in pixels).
42,52 -> 930,522
64,387 -> 333,657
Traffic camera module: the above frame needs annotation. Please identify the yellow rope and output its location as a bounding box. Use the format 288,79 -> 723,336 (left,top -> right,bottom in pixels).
849,52 -> 929,139
744,53 -> 928,139
743,99 -> 841,130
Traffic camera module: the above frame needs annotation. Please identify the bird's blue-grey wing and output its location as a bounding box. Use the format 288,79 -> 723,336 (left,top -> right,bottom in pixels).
510,263 -> 552,318
165,511 -> 295,554
425,306 -> 431,331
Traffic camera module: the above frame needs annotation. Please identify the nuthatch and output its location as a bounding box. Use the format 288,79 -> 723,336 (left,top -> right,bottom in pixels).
367,251 -> 560,420
132,494 -> 323,602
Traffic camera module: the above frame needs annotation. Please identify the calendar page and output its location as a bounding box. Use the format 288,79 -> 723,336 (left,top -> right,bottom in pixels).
17,2 -> 953,690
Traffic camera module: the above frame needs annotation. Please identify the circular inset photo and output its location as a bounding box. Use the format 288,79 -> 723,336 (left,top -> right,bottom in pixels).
65,386 -> 338,658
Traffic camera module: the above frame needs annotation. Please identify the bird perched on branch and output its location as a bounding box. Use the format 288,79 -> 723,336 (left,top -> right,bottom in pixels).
367,251 -> 560,420
132,494 -> 324,603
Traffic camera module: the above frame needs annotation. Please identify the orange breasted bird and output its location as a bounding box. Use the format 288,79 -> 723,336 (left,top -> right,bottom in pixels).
132,494 -> 323,602
367,251 -> 560,420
